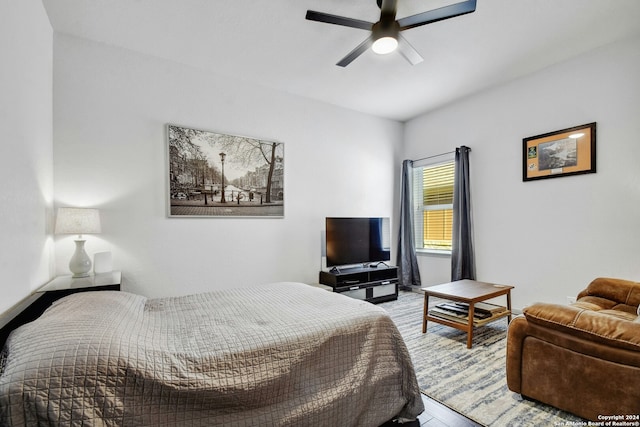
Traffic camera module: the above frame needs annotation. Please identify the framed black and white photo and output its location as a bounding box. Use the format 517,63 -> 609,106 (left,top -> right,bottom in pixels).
522,122 -> 596,182
167,124 -> 284,217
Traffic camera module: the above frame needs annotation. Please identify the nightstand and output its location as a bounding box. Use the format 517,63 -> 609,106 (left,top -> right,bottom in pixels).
37,271 -> 122,294
35,271 -> 121,314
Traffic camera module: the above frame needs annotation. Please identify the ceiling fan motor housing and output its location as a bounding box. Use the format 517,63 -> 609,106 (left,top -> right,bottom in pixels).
372,20 -> 400,41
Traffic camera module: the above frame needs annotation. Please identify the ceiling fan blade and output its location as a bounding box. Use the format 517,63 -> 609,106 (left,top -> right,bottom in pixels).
306,10 -> 373,30
397,35 -> 424,65
337,37 -> 373,67
398,0 -> 476,31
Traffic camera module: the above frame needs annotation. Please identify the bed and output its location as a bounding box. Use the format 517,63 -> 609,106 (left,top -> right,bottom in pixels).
0,282 -> 424,426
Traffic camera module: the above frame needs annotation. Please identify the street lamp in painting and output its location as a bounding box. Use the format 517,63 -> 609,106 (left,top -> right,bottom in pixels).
219,152 -> 226,203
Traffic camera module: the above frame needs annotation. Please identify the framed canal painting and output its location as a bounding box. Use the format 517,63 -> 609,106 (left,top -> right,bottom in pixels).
167,124 -> 284,217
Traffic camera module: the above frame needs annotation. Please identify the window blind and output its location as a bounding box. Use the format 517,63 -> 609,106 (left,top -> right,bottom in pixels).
423,162 -> 454,206
412,158 -> 455,251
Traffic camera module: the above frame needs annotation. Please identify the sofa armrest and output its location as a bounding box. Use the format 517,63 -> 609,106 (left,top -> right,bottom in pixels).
523,303 -> 640,351
505,315 -> 528,393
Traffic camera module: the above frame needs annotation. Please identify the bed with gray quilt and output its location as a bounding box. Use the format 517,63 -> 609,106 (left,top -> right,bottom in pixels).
0,282 -> 423,426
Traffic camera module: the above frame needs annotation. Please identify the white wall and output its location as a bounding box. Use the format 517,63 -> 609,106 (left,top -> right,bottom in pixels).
53,35 -> 403,298
0,1 -> 54,314
404,35 -> 640,310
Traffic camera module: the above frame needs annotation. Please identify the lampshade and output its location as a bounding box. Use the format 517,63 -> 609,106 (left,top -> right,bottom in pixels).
55,208 -> 101,236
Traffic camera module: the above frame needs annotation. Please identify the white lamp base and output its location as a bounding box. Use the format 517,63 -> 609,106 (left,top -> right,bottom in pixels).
69,239 -> 92,278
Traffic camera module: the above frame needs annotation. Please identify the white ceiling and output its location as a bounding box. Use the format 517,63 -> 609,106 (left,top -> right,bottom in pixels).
42,0 -> 640,122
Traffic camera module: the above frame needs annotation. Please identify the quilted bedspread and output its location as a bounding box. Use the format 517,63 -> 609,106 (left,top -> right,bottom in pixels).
0,282 -> 423,426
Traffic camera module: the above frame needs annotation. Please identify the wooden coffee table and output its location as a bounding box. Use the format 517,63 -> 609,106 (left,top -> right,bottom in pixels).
422,279 -> 514,348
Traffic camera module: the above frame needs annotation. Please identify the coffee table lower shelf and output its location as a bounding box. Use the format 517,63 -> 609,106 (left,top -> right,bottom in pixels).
426,309 -> 511,329
422,279 -> 514,349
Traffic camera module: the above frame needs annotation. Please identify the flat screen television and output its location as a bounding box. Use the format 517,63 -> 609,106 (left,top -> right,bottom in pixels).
325,217 -> 391,268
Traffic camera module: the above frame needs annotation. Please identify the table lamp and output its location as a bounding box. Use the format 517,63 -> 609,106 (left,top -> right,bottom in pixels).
55,207 -> 101,277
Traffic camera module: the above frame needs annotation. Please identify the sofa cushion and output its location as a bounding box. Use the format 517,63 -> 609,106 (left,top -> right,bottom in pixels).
574,297 -> 638,315
577,277 -> 640,308
523,303 -> 640,351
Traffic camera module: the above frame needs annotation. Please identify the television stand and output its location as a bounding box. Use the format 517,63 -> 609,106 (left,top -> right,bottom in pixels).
319,265 -> 398,304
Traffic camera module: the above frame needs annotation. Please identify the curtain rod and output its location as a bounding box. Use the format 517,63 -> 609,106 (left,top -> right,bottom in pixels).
411,146 -> 471,163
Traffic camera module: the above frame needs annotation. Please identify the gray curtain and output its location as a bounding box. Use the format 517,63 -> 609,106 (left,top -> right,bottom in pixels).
397,160 -> 421,289
451,146 -> 476,281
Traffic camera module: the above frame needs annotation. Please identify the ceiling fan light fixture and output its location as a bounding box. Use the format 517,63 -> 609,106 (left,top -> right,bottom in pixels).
372,36 -> 398,54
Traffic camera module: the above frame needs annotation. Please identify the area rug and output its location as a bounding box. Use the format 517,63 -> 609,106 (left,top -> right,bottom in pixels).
380,291 -> 586,427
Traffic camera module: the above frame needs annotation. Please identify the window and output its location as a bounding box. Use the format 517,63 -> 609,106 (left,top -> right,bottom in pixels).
412,157 -> 455,252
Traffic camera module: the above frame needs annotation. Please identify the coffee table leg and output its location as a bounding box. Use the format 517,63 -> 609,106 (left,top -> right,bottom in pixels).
422,293 -> 429,333
507,291 -> 513,323
467,303 -> 475,349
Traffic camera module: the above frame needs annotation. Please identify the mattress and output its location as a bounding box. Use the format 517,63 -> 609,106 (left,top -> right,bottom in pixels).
0,282 -> 423,426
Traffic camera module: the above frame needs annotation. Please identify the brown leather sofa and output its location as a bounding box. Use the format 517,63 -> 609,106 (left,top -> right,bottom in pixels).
506,277 -> 640,421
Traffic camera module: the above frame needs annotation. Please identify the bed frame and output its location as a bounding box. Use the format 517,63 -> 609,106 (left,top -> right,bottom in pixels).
1,293 -> 46,349
1,273 -> 123,349
0,286 -> 117,349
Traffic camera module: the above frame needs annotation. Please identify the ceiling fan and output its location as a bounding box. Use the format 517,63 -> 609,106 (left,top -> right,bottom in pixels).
306,0 -> 477,67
